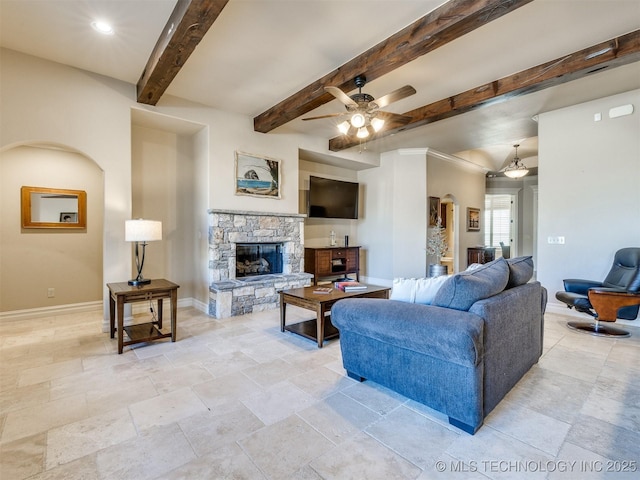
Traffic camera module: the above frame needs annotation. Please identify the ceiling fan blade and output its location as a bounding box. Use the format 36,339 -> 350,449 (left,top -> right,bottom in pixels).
325,86 -> 358,107
374,111 -> 413,125
302,112 -> 348,121
371,85 -> 416,109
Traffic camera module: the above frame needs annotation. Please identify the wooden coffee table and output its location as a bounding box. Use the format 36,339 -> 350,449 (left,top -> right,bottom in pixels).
280,284 -> 390,348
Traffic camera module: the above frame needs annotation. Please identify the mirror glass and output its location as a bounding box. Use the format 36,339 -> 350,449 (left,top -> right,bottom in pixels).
21,186 -> 87,229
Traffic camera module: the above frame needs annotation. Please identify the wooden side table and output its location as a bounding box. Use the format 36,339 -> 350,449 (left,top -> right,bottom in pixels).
107,279 -> 179,354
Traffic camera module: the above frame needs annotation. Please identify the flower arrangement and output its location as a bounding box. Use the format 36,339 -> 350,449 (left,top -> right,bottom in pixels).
426,218 -> 448,263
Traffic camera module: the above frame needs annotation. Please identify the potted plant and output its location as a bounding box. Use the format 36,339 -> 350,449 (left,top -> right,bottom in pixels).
426,218 -> 448,277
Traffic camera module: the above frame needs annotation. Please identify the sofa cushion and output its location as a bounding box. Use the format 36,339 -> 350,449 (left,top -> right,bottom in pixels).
432,257 -> 509,311
506,256 -> 534,288
390,275 -> 450,304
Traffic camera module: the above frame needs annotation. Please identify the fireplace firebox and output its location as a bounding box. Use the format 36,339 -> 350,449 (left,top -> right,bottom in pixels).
236,243 -> 283,278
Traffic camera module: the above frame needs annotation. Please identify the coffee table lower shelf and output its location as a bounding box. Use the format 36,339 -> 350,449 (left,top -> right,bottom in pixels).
284,317 -> 339,344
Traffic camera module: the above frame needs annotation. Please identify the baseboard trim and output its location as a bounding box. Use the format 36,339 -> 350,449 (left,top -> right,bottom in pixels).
0,301 -> 102,322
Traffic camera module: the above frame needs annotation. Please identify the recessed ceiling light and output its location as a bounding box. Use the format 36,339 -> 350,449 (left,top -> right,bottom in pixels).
91,20 -> 114,35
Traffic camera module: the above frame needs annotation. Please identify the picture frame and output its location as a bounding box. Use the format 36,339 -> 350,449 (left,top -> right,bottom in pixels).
235,151 -> 281,198
467,207 -> 480,232
59,212 -> 78,223
428,196 -> 441,227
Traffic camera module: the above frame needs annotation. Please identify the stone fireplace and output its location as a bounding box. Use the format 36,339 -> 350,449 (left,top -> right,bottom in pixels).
208,209 -> 312,318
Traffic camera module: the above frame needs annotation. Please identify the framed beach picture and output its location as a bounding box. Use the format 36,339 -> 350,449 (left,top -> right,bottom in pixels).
235,151 -> 281,198
467,207 -> 480,232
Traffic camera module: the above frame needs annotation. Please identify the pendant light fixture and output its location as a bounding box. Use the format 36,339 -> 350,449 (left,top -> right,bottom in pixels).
502,144 -> 529,179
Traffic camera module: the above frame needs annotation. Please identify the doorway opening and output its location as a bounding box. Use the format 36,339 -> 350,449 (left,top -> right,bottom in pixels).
484,193 -> 517,258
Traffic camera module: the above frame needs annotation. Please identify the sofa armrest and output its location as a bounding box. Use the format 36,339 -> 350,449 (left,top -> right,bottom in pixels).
563,279 -> 602,295
331,298 -> 484,367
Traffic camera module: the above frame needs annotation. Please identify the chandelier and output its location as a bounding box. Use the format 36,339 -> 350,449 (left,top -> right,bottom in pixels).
502,144 -> 529,179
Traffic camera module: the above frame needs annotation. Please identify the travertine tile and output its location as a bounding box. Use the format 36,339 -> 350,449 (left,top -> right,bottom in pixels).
155,443 -> 267,479
366,405 -> 460,469
17,358 -> 83,387
297,392 -> 380,445
566,415 -> 640,463
241,357 -> 304,387
1,394 -> 88,444
446,426 -> 554,480
289,365 -> 354,399
128,387 -> 208,430
538,344 -> 605,383
341,378 -> 407,415
178,404 -> 264,456
241,380 -> 316,425
239,415 -> 334,479
200,350 -> 259,378
95,423 -> 196,480
310,432 -> 422,480
484,401 -> 571,456
191,373 -> 264,415
149,363 -> 213,393
45,407 -> 137,468
0,381 -> 50,415
0,432 -> 46,480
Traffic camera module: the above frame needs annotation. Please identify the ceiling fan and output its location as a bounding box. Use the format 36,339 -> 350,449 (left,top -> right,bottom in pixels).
302,75 -> 416,139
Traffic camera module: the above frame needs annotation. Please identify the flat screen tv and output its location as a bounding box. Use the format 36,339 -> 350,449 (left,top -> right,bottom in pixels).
308,176 -> 359,219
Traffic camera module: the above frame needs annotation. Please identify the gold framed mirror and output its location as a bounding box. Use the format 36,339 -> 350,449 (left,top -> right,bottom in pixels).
21,186 -> 87,229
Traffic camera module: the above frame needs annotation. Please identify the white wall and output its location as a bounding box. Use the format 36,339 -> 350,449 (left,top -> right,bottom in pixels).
358,149 -> 428,283
538,89 -> 640,313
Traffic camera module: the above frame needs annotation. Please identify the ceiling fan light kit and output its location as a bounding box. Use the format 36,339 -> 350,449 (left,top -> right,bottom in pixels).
502,144 -> 529,178
302,75 -> 415,140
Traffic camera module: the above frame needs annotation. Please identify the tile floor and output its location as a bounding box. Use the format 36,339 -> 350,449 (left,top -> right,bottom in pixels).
1,305 -> 639,479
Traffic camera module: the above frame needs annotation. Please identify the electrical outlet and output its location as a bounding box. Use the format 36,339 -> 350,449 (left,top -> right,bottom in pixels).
47,288 -> 55,298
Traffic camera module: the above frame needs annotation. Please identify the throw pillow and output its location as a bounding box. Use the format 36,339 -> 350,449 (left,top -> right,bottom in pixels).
506,256 -> 534,288
414,275 -> 450,304
390,278 -> 417,303
432,257 -> 510,311
390,275 -> 450,305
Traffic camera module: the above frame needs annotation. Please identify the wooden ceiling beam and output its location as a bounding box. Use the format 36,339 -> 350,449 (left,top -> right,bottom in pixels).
253,0 -> 534,134
329,30 -> 640,151
136,0 -> 229,105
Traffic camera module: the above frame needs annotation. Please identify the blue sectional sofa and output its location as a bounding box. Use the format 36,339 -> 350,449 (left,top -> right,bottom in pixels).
331,256 -> 547,434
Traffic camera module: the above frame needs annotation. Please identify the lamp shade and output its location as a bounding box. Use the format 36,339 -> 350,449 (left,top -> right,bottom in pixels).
125,219 -> 162,242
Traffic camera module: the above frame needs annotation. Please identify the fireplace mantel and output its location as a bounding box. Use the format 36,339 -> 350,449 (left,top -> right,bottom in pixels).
208,208 -> 307,219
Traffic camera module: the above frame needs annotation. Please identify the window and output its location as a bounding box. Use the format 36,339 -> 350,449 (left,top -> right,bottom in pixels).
484,194 -> 514,253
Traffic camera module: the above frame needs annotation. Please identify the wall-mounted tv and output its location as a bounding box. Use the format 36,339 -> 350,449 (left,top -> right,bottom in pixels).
308,176 -> 359,219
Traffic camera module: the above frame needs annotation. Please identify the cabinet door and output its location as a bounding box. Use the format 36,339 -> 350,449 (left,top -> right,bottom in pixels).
346,249 -> 358,270
316,250 -> 332,275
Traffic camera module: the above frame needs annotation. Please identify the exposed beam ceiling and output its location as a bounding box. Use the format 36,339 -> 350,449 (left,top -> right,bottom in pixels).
329,30 -> 640,151
137,0 -> 229,105
253,0 -> 534,134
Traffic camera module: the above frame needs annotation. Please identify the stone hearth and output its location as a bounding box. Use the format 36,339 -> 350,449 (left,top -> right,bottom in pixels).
208,209 -> 312,318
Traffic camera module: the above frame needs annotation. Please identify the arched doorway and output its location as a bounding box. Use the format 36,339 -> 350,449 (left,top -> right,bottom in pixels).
440,194 -> 458,274
0,143 -> 104,313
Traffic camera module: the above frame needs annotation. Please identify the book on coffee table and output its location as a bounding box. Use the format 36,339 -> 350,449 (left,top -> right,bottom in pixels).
335,281 -> 367,292
312,287 -> 333,294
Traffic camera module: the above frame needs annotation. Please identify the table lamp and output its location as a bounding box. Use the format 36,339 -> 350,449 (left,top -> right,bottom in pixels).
125,219 -> 162,286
